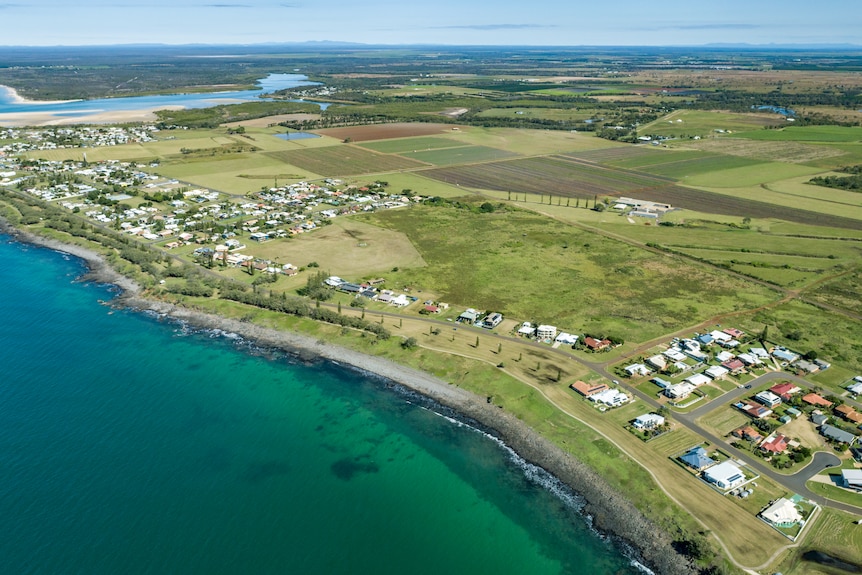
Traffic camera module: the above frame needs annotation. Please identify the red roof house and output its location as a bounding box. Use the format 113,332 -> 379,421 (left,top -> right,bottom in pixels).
760,434 -> 789,454
802,393 -> 833,408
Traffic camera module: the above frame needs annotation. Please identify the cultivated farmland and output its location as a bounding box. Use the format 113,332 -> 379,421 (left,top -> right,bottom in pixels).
358,136 -> 464,154
399,145 -> 518,166
313,123 -> 454,142
264,145 -> 426,176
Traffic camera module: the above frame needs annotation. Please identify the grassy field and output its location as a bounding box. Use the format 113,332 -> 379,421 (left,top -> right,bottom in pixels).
399,145 -> 518,165
641,110 -> 784,137
678,137 -> 849,165
697,407 -> 750,437
634,154 -> 766,179
352,172 -> 469,198
474,107 -> 597,122
359,202 -> 775,343
808,269 -> 862,316
776,507 -> 862,575
690,183 -> 862,222
154,153 -> 317,194
265,144 -> 427,176
738,300 -> 862,374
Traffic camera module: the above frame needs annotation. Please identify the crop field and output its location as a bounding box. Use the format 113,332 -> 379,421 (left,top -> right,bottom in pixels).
474,107 -> 596,121
400,145 -> 518,165
358,136 -> 464,154
680,137 -> 848,164
443,127 -> 623,155
264,145 -> 426,176
360,203 -> 775,343
694,183 -> 862,222
155,153 -> 317,194
633,155 -> 765,179
313,123 -> 455,142
731,125 -> 862,143
565,146 -> 668,164
682,162 -> 822,187
423,155 -> 675,198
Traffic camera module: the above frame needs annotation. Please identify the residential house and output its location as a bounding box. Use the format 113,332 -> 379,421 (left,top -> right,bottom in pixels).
684,373 -> 711,387
651,377 -> 672,389
704,461 -> 746,490
750,347 -> 770,360
737,353 -> 761,366
760,434 -> 789,454
732,426 -> 763,443
663,348 -> 687,362
754,391 -> 782,408
721,359 -> 746,375
846,381 -> 862,395
769,383 -> 801,401
723,328 -> 745,339
794,360 -> 820,374
737,401 -> 773,419
517,322 -> 536,337
811,413 -> 829,426
715,351 -> 735,363
705,365 -> 730,380
570,380 -> 609,398
624,363 -> 650,377
633,413 -> 665,430
680,446 -> 715,470
761,498 -> 803,527
773,347 -> 800,363
554,332 -> 579,345
665,382 -> 696,400
589,388 -> 629,407
483,312 -> 503,329
709,330 -> 733,344
536,324 -> 557,340
803,393 -> 833,408
584,337 -> 611,351
835,405 -> 862,425
457,308 -> 480,323
820,424 -> 857,445
646,354 -> 667,371
842,469 -> 862,491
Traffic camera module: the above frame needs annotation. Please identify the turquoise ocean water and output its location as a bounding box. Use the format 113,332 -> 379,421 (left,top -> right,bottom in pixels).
0,234 -> 642,575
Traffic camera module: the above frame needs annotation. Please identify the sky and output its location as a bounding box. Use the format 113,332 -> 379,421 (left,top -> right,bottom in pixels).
0,0 -> 859,47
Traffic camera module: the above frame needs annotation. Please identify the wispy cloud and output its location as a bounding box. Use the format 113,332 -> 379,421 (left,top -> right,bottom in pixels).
433,23 -> 556,31
646,23 -> 763,31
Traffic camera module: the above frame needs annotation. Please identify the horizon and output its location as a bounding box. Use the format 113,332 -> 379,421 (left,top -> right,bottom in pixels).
1,0 -> 859,48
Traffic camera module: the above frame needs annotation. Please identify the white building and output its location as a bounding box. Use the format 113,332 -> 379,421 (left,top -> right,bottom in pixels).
536,325 -> 557,340
624,363 -> 650,377
646,354 -> 667,371
705,365 -> 730,380
755,391 -> 782,407
590,388 -> 630,407
684,373 -> 711,387
665,382 -> 696,400
703,461 -> 745,490
761,498 -> 803,526
633,413 -> 665,429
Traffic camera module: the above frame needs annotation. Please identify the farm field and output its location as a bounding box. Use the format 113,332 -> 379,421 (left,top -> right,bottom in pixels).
264,144 -> 426,176
360,202 -> 775,343
313,122 -> 455,142
399,145 -> 518,165
155,153 -> 317,194
670,247 -> 840,287
358,136 -> 464,154
682,162 -> 822,187
691,183 -> 862,222
730,125 -> 862,143
565,145 -> 668,164
679,137 -> 849,165
628,154 -> 766,179
442,126 -> 624,155
474,107 -> 596,122
353,172 -> 468,198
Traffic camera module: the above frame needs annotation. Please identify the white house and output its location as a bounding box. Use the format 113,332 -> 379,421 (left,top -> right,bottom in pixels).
633,413 -> 665,429
646,354 -> 667,371
737,353 -> 761,366
703,461 -> 745,490
705,365 -> 730,380
847,382 -> 862,395
536,325 -> 557,340
590,388 -> 630,407
755,391 -> 782,407
625,363 -> 650,377
665,382 -> 696,400
684,373 -> 711,387
555,332 -> 579,345
663,349 -> 687,362
518,322 -> 536,337
715,351 -> 735,363
761,498 -> 803,526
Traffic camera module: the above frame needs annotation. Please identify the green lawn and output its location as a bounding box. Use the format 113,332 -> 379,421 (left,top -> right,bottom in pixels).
684,162 -> 822,187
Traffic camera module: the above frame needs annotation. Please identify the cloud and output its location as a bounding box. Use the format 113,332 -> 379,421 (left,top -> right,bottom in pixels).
647,23 -> 763,31
433,23 -> 556,31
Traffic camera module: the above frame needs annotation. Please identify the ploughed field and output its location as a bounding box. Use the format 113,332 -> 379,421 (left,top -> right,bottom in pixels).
419,154 -> 862,230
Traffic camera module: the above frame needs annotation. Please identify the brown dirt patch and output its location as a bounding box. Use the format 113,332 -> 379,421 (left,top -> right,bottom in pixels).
781,416 -> 829,450
314,123 -> 457,142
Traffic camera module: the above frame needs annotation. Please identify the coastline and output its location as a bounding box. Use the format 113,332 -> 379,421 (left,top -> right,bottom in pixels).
0,84 -> 81,106
0,221 -> 695,575
0,105 -> 184,127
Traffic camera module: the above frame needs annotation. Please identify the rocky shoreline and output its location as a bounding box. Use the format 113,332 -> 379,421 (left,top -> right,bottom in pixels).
1,221 -> 696,575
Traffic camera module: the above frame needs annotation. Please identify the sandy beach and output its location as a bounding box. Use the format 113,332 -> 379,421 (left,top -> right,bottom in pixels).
0,106 -> 184,127
0,219 -> 695,575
